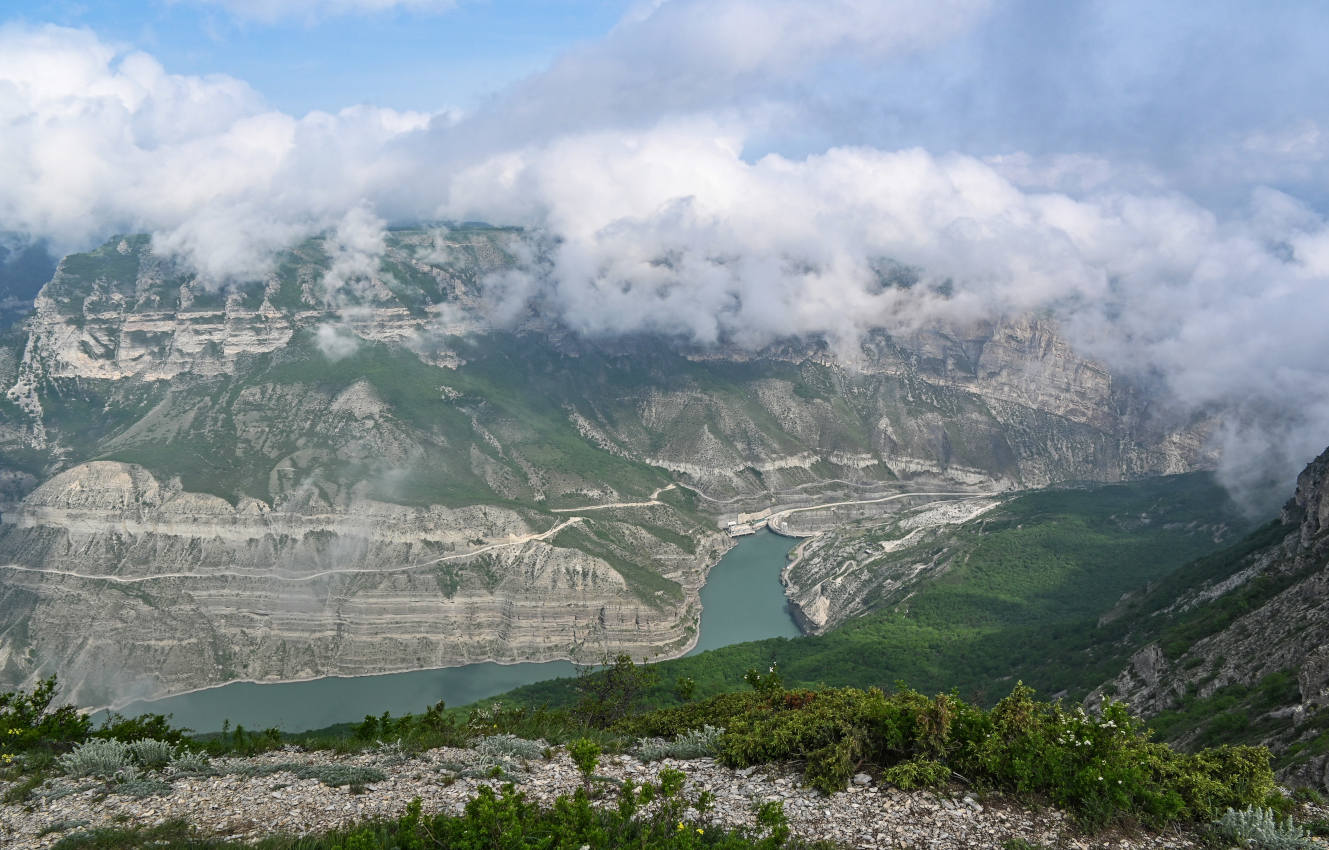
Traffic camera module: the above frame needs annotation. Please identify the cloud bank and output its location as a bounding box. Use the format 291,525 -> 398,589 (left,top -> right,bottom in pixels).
4,0 -> 1329,506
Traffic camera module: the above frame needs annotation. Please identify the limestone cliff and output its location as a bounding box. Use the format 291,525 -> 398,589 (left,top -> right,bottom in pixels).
779,496 -> 1003,634
0,462 -> 722,709
0,229 -> 1215,705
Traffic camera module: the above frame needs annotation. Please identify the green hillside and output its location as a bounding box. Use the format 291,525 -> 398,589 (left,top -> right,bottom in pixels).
491,473 -> 1254,711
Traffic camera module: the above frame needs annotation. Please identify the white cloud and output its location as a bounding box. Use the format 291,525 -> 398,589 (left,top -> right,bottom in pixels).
0,23 -> 428,281
5,5 -> 1329,504
315,322 -> 361,360
440,125 -> 1329,504
320,204 -> 389,306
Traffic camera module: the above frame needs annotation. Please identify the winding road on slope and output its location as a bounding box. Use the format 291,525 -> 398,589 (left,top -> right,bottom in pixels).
0,517 -> 587,584
0,485 -> 1001,585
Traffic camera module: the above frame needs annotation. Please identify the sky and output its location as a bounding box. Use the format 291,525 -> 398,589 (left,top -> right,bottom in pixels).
4,0 -> 1329,506
11,0 -> 632,114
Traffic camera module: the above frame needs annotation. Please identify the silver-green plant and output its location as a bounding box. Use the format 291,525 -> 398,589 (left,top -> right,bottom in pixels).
373,737 -> 409,765
635,737 -> 670,762
437,734 -> 543,780
636,725 -> 724,761
113,775 -> 172,798
168,749 -> 212,774
127,738 -> 176,770
474,734 -> 544,761
1214,805 -> 1316,849
57,739 -> 133,778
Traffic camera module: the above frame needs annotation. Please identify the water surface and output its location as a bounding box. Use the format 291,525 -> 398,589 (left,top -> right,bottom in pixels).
688,529 -> 800,655
103,529 -> 801,732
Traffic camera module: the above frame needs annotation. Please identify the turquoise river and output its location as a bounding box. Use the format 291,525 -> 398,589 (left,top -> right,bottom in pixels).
101,530 -> 801,732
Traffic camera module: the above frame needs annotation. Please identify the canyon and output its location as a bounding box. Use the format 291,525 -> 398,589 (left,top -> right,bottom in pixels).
0,227 -> 1211,707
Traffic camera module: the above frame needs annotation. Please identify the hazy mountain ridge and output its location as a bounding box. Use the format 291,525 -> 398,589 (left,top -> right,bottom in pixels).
0,230 -> 1215,705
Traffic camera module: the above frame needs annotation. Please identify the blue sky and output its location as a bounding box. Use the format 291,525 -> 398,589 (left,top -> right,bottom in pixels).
13,0 -> 632,113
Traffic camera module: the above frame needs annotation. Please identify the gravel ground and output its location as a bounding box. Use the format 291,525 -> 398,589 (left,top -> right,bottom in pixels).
0,743 -> 1307,849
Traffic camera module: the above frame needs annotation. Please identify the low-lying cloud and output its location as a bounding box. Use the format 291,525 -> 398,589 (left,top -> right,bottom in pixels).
4,0 -> 1329,508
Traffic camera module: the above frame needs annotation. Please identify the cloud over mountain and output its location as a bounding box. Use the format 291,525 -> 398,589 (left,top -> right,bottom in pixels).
3,0 -> 1329,504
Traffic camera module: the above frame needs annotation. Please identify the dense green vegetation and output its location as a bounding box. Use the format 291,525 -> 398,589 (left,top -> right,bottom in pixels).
617,679 -> 1276,828
0,671 -> 1292,848
497,473 -> 1252,712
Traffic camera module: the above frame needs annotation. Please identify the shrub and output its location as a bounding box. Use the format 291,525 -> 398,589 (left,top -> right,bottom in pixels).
882,757 -> 950,790
436,734 -> 546,781
957,684 -> 1275,828
715,687 -> 897,793
57,739 -> 133,778
113,775 -> 173,798
127,738 -> 175,770
475,734 -> 545,762
573,655 -> 659,728
1213,806 -> 1316,849
289,764 -> 388,789
208,722 -> 284,756
95,712 -> 190,746
417,700 -> 469,748
636,725 -> 724,761
620,681 -> 1276,827
1,677 -> 91,752
373,737 -> 409,765
167,750 -> 212,774
569,738 -> 600,791
744,664 -> 784,699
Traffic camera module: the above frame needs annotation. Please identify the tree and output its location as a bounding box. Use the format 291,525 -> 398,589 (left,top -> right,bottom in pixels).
573,654 -> 658,728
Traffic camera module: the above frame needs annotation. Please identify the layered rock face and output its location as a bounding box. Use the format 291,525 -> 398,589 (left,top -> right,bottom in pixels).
1094,445 -> 1329,788
0,229 -> 1212,705
0,462 -> 719,709
779,496 -> 1002,634
579,319 -> 1205,506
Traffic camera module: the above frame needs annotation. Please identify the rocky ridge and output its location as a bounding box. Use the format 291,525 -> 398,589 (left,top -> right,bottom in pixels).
0,742 -> 1231,850
1093,445 -> 1329,789
778,496 -> 1003,634
0,461 -> 723,710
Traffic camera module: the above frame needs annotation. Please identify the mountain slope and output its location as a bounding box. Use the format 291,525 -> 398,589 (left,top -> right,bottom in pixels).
493,473 -> 1250,712
0,229 -> 1213,705
1091,445 -> 1329,789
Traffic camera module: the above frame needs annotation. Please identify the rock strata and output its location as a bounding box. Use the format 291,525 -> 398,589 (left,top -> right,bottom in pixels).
0,462 -> 721,709
0,230 -> 1215,705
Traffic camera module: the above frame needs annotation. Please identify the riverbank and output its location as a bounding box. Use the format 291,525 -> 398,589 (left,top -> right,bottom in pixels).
88,491 -> 994,731
97,530 -> 802,733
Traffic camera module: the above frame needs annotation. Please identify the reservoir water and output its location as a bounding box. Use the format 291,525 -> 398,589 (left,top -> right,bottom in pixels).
102,530 -> 801,733
685,529 -> 801,655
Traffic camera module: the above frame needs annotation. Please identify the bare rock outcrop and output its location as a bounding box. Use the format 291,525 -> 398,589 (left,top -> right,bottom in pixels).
1092,444 -> 1329,787
0,462 -> 720,708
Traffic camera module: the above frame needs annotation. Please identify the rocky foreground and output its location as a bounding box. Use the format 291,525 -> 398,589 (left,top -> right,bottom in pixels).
3,741 -> 1305,850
